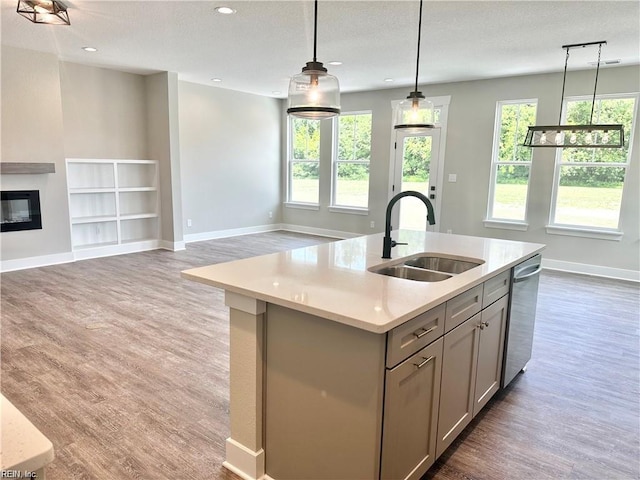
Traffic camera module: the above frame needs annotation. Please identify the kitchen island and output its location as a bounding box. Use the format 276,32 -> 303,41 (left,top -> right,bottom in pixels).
183,230 -> 544,480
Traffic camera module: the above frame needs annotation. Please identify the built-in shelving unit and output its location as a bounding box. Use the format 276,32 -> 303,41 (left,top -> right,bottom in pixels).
66,159 -> 159,258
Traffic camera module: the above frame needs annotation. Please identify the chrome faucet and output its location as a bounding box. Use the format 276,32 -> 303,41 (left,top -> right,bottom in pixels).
382,191 -> 435,259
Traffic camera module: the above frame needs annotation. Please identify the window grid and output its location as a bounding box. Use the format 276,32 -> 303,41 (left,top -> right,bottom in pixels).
486,100 -> 537,223
549,94 -> 637,231
332,112 -> 372,209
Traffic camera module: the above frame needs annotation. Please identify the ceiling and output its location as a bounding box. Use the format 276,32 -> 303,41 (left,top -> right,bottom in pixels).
2,0 -> 639,98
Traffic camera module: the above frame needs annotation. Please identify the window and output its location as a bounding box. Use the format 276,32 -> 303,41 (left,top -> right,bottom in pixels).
486,100 -> 537,224
331,112 -> 372,209
550,94 -> 637,232
288,117 -> 320,204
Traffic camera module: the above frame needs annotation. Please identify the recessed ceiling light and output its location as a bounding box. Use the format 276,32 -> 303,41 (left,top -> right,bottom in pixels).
272,91 -> 282,95
211,78 -> 222,82
384,78 -> 394,82
328,61 -> 342,66
82,47 -> 98,52
215,6 -> 236,14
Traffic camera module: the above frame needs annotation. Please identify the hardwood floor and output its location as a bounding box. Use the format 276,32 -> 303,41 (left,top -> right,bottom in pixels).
1,231 -> 638,480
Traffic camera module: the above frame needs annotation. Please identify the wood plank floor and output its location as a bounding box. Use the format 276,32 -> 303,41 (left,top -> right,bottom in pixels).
1,231 -> 638,480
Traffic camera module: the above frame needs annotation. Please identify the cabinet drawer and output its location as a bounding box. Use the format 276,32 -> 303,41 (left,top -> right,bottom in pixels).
445,284 -> 483,333
482,270 -> 511,308
386,303 -> 446,368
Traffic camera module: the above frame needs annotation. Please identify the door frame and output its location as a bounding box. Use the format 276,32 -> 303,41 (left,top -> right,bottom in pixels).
387,95 -> 451,232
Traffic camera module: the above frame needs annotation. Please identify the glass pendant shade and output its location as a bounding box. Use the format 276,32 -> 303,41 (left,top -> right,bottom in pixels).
287,61 -> 340,119
394,92 -> 434,129
17,0 -> 70,25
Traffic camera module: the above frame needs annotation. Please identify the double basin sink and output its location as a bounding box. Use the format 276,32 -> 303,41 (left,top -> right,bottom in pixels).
369,254 -> 484,282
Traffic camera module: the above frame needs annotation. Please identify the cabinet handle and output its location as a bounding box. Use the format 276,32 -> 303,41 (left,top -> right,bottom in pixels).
413,325 -> 437,338
413,355 -> 434,369
478,323 -> 484,330
483,321 -> 490,328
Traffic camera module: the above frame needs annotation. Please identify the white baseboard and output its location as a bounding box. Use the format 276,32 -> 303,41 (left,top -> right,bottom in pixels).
159,239 -> 186,251
72,240 -> 161,261
0,251 -> 75,273
542,258 -> 639,282
222,437 -> 265,480
279,223 -> 360,240
184,224 -> 280,243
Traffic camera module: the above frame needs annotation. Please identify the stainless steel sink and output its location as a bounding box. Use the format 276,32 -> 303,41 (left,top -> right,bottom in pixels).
370,265 -> 452,282
404,256 -> 483,274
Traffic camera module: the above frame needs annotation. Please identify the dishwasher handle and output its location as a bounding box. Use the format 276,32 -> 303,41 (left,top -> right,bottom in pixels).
513,264 -> 542,283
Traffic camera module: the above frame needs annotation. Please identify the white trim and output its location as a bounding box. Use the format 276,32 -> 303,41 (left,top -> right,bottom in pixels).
1,251 -> 75,273
327,206 -> 369,216
543,258 -> 639,282
279,223 -> 359,239
545,225 -> 623,241
483,220 -> 529,231
73,239 -> 161,261
159,240 -> 186,251
283,202 -> 320,211
184,224 -> 280,243
223,437 -> 265,480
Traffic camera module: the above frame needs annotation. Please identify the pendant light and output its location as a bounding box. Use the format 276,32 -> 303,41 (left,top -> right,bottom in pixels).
17,0 -> 70,25
394,0 -> 434,130
523,41 -> 624,148
287,0 -> 340,119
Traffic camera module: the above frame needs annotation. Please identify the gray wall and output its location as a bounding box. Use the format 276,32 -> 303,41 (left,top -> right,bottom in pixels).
281,66 -> 640,272
178,81 -> 282,235
60,61 -> 148,159
1,46 -> 72,261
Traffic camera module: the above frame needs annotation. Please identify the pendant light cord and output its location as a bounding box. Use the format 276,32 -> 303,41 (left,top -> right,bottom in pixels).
313,0 -> 318,63
558,48 -> 570,125
589,43 -> 602,125
413,0 -> 424,93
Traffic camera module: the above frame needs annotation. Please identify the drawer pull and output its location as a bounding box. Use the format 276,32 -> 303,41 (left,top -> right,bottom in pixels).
413,325 -> 437,339
414,355 -> 434,369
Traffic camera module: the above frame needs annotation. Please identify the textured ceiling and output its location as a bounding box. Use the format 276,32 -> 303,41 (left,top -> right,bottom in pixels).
2,0 -> 639,98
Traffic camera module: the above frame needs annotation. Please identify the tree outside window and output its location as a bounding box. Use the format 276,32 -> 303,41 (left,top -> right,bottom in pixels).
289,118 -> 320,204
551,95 -> 637,230
487,100 -> 537,222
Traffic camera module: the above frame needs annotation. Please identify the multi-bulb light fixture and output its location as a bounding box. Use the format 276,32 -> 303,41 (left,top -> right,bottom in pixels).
17,0 -> 70,25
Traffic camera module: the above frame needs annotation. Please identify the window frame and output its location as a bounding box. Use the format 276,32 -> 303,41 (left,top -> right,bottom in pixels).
547,92 -> 638,239
329,110 -> 372,213
286,116 -> 321,209
485,98 -> 538,229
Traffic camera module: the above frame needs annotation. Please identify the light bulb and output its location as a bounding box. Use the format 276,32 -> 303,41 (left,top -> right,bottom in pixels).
555,131 -> 563,145
602,131 -> 610,143
570,133 -> 577,144
585,132 -> 593,144
540,132 -> 547,144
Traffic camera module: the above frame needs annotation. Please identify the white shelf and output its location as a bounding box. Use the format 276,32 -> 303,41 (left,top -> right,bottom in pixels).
71,215 -> 118,225
66,159 -> 159,252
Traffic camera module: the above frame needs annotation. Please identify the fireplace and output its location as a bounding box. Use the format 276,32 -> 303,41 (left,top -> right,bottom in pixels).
1,190 -> 42,232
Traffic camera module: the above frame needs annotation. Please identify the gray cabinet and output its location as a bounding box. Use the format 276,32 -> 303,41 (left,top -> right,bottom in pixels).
473,294 -> 508,416
436,311 -> 481,457
437,294 -> 509,457
381,338 -> 443,480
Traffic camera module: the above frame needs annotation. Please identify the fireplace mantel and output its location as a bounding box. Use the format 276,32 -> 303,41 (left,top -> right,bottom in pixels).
0,163 -> 55,174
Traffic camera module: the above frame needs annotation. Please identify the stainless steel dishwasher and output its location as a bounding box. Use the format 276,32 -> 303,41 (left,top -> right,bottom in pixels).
501,254 -> 542,388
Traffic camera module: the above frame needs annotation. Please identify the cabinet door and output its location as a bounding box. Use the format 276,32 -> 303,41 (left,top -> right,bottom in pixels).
381,338 -> 443,480
473,295 -> 508,417
436,313 -> 480,458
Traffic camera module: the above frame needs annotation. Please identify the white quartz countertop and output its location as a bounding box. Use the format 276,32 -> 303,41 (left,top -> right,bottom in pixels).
1,394 -> 54,474
182,231 -> 545,334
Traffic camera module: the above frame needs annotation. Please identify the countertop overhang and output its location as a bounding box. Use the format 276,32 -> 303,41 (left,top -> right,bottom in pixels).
182,231 -> 545,333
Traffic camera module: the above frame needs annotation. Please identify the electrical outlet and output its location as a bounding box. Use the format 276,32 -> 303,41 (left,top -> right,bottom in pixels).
370,221 -> 375,229
187,219 -> 192,228
269,211 -> 273,219
448,174 -> 457,182
446,229 -> 452,234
